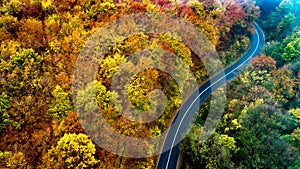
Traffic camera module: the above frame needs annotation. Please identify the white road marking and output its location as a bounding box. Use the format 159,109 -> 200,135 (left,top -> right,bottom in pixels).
164,23 -> 263,169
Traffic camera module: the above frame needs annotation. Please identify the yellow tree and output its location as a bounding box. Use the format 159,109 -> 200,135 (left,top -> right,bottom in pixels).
44,133 -> 99,169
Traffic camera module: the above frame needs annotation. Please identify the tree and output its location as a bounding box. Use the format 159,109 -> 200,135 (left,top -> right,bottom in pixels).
0,0 -> 22,17
271,65 -> 297,108
0,151 -> 32,169
84,0 -> 117,21
0,15 -> 20,42
249,55 -> 277,73
181,127 -> 236,169
264,40 -> 285,67
2,48 -> 43,96
276,12 -> 296,40
255,0 -> 281,19
0,0 -> 272,168
234,100 -> 296,168
44,133 -> 99,169
261,1 -> 291,41
282,37 -> 300,63
0,93 -> 19,132
283,108 -> 300,168
264,30 -> 300,67
48,85 -> 73,121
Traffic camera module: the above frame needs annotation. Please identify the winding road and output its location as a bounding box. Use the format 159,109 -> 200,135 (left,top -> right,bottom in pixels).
156,23 -> 265,169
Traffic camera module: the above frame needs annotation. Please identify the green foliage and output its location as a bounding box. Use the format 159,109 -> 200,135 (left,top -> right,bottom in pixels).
281,108 -> 300,168
276,12 -> 296,39
48,85 -> 73,121
10,48 -> 41,70
258,0 -> 300,49
0,93 -> 11,132
181,128 -> 236,169
0,93 -> 20,132
264,30 -> 300,67
282,38 -> 300,62
234,100 -> 296,168
183,58 -> 300,168
260,1 -> 292,41
264,40 -> 285,66
255,0 -> 281,19
271,66 -> 297,108
205,134 -> 236,169
0,0 -> 267,168
46,133 -> 99,169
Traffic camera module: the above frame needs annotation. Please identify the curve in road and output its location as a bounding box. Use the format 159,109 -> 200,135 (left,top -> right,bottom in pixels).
156,22 -> 265,169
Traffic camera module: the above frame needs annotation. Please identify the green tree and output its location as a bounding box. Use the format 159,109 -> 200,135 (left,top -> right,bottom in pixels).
276,12 -> 296,40
48,85 -> 73,121
283,108 -> 300,168
181,128 -> 237,169
264,40 -> 285,67
0,93 -> 19,132
255,0 -> 281,19
261,1 -> 291,41
282,37 -> 300,63
234,100 -> 296,168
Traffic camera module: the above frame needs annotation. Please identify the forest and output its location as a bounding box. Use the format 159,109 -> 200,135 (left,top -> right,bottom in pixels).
0,0 -> 299,168
181,0 -> 300,168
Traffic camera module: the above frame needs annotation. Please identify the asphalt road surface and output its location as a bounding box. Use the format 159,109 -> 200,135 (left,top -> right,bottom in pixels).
156,22 -> 265,169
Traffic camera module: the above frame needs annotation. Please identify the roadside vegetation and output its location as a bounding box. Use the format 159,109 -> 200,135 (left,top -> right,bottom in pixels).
0,0 -> 298,168
181,0 -> 300,168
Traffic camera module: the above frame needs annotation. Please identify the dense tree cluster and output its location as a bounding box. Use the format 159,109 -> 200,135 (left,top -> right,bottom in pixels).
181,0 -> 300,168
258,0 -> 300,66
181,56 -> 300,169
2,0 -> 293,168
